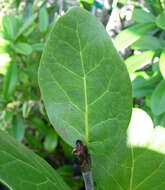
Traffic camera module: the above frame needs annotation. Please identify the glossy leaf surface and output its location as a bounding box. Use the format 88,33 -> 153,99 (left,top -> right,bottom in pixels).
0,130 -> 71,190
93,108 -> 165,189
114,23 -> 156,50
39,7 -> 132,154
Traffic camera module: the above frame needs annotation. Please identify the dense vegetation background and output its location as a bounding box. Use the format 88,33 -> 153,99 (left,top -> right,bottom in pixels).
0,0 -> 165,189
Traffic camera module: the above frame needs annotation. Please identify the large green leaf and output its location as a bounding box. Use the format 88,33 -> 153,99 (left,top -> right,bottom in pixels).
39,7 -> 132,154
132,8 -> 156,23
93,108 -> 165,189
0,130 -> 71,190
114,23 -> 156,50
151,80 -> 165,115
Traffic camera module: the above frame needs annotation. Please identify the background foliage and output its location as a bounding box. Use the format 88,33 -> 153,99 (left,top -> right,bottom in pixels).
0,0 -> 165,190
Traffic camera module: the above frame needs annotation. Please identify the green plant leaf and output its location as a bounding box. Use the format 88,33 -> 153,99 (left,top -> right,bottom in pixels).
132,72 -> 161,97
93,108 -> 165,189
39,7 -> 49,32
16,13 -> 37,38
12,115 -> 25,141
44,130 -> 58,152
0,130 -> 71,190
151,80 -> 165,115
32,43 -> 44,52
125,51 -> 155,73
3,62 -> 18,100
132,8 -> 156,23
114,23 -> 156,50
39,7 -> 132,154
156,12 -> 165,30
2,15 -> 19,41
131,35 -> 163,50
159,51 -> 165,78
12,42 -> 32,55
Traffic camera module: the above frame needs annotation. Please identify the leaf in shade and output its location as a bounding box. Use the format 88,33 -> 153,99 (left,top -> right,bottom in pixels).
159,51 -> 165,78
131,36 -> 163,50
39,7 -> 49,32
132,8 -> 156,23
12,116 -> 25,142
39,7 -> 132,155
12,42 -> 32,55
0,130 -> 71,190
114,23 -> 156,50
3,62 -> 18,100
44,130 -> 58,152
151,80 -> 165,115
125,51 -> 155,73
156,13 -> 165,30
93,108 -> 165,190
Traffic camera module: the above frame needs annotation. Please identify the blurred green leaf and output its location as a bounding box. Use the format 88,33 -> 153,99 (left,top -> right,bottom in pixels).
132,8 -> 155,23
151,80 -> 165,115
32,43 -> 44,52
30,117 -> 48,134
16,13 -> 37,38
39,7 -> 49,32
145,0 -> 163,15
159,51 -> 165,78
12,115 -> 25,141
2,15 -> 19,41
114,23 -> 156,50
125,51 -> 155,73
44,130 -> 58,152
3,63 -> 18,100
0,130 -> 71,190
156,13 -> 165,30
12,42 -> 32,55
131,35 -> 163,50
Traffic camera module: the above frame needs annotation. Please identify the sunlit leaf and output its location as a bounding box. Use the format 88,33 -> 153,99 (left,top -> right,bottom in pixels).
159,51 -> 165,78
151,80 -> 165,115
114,23 -> 156,50
131,35 -> 163,50
39,7 -> 132,155
0,130 -> 71,190
93,108 -> 165,189
125,50 -> 155,73
132,8 -> 155,23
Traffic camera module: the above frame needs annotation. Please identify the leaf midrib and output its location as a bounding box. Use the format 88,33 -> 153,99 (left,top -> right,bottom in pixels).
76,22 -> 88,146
